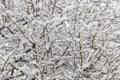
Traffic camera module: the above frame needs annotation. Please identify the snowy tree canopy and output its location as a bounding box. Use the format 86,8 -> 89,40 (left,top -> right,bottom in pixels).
0,0 -> 120,80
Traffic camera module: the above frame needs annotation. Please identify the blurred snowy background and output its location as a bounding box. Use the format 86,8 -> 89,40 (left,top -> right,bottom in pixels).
0,0 -> 120,80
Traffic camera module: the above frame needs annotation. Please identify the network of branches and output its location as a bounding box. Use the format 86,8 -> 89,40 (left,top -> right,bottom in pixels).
0,0 -> 120,80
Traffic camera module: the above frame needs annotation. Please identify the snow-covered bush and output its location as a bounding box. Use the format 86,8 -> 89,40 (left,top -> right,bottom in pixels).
0,0 -> 120,80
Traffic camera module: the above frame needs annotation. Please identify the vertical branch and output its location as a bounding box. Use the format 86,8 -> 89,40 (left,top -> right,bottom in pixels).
2,0 -> 6,9
51,0 -> 57,14
31,0 -> 35,13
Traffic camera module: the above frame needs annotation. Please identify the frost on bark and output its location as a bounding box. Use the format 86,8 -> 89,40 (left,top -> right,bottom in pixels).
0,0 -> 120,80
